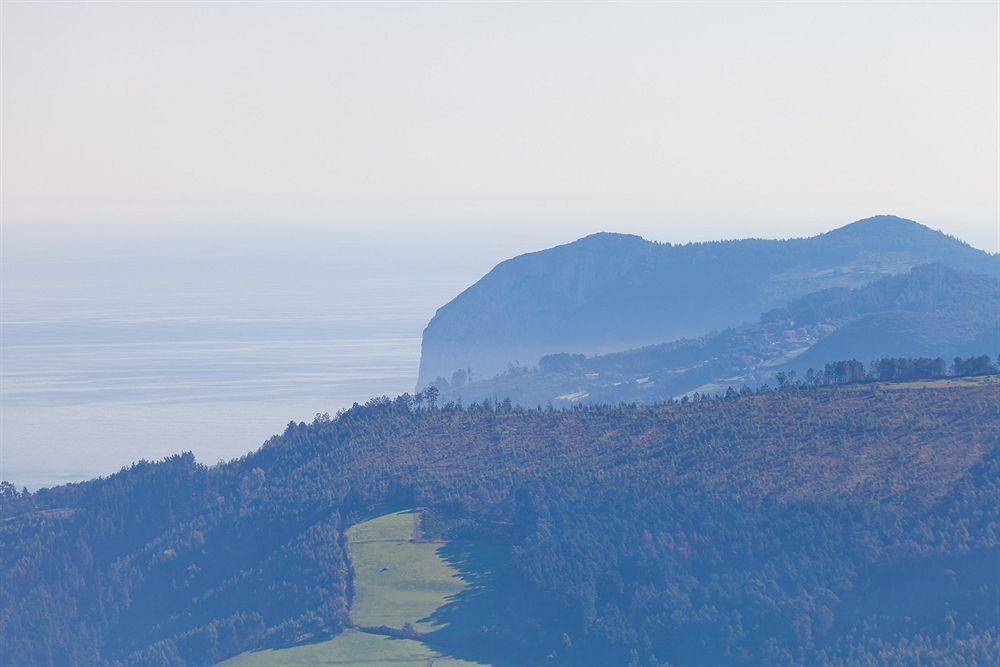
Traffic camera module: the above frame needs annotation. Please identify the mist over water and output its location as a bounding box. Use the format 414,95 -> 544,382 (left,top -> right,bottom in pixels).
0,233 -> 519,489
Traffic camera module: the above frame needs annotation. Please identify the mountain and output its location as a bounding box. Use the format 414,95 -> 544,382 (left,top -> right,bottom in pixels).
418,216 -> 998,387
436,264 -> 999,406
783,265 -> 1000,372
2,383 -> 998,665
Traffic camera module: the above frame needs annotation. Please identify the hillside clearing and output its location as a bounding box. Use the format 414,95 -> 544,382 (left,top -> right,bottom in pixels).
347,510 -> 467,633
876,374 -> 999,390
222,510 -> 486,666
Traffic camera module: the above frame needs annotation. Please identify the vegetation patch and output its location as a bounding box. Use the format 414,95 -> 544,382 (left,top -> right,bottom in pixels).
680,382 -> 722,398
223,510 -> 486,666
220,628 -> 478,666
347,510 -> 467,633
877,374 -> 999,390
760,346 -> 810,366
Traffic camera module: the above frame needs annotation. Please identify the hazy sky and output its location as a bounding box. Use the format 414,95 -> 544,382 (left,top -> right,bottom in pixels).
2,1 -> 998,251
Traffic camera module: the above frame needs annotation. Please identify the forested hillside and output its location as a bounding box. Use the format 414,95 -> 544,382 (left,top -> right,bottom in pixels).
418,215 -> 999,386
2,382 -> 998,665
436,264 -> 998,406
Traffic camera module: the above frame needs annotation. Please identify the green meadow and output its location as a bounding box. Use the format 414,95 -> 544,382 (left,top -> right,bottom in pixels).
220,628 -> 476,666
222,510 -> 486,666
347,510 -> 467,633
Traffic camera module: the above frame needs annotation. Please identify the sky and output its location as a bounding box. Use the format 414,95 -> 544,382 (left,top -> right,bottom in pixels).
2,1 -> 998,253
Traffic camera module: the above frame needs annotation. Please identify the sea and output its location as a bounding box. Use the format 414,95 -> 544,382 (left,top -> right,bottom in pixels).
1,234 -> 527,489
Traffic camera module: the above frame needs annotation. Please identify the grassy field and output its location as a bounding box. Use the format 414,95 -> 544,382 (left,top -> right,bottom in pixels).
877,375 -> 999,390
220,628 -> 479,666
347,509 -> 468,633
760,346 -> 810,367
222,510 -> 487,666
680,382 -> 723,398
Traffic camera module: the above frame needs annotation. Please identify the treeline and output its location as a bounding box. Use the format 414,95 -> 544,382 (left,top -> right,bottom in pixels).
777,353 -> 997,388
2,382 -> 998,665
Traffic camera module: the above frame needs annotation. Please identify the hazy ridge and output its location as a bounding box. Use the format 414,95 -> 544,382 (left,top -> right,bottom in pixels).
419,216 -> 998,387
437,263 -> 999,406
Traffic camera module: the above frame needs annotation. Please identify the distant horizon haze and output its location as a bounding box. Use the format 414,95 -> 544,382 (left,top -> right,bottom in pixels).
4,212 -> 997,264
2,2 -> 998,252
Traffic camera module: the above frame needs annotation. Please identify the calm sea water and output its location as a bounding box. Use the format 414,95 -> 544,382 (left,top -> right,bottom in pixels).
1,240 -> 500,489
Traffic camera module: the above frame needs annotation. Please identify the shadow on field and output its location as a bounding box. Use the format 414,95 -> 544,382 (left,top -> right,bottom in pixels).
421,539 -> 525,667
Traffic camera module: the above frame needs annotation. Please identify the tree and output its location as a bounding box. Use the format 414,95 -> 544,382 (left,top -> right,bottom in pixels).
424,385 -> 440,409
952,355 -> 997,377
824,359 -> 865,384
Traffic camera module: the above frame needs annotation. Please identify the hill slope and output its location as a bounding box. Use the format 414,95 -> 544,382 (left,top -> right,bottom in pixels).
2,384 -> 999,665
436,264 -> 999,406
419,216 -> 998,386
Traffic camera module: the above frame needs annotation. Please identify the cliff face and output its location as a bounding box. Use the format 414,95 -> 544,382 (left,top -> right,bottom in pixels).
418,216 -> 999,387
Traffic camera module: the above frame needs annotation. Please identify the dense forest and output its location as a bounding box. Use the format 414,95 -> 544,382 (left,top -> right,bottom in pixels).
2,374 -> 998,665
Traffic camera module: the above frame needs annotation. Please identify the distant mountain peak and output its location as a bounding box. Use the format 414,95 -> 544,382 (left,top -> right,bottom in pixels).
568,231 -> 649,248
825,215 -> 940,238
848,214 -> 919,226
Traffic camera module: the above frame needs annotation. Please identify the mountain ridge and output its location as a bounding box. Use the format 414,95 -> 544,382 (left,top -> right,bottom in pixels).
434,263 -> 999,406
3,383 -> 997,665
418,215 -> 997,387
